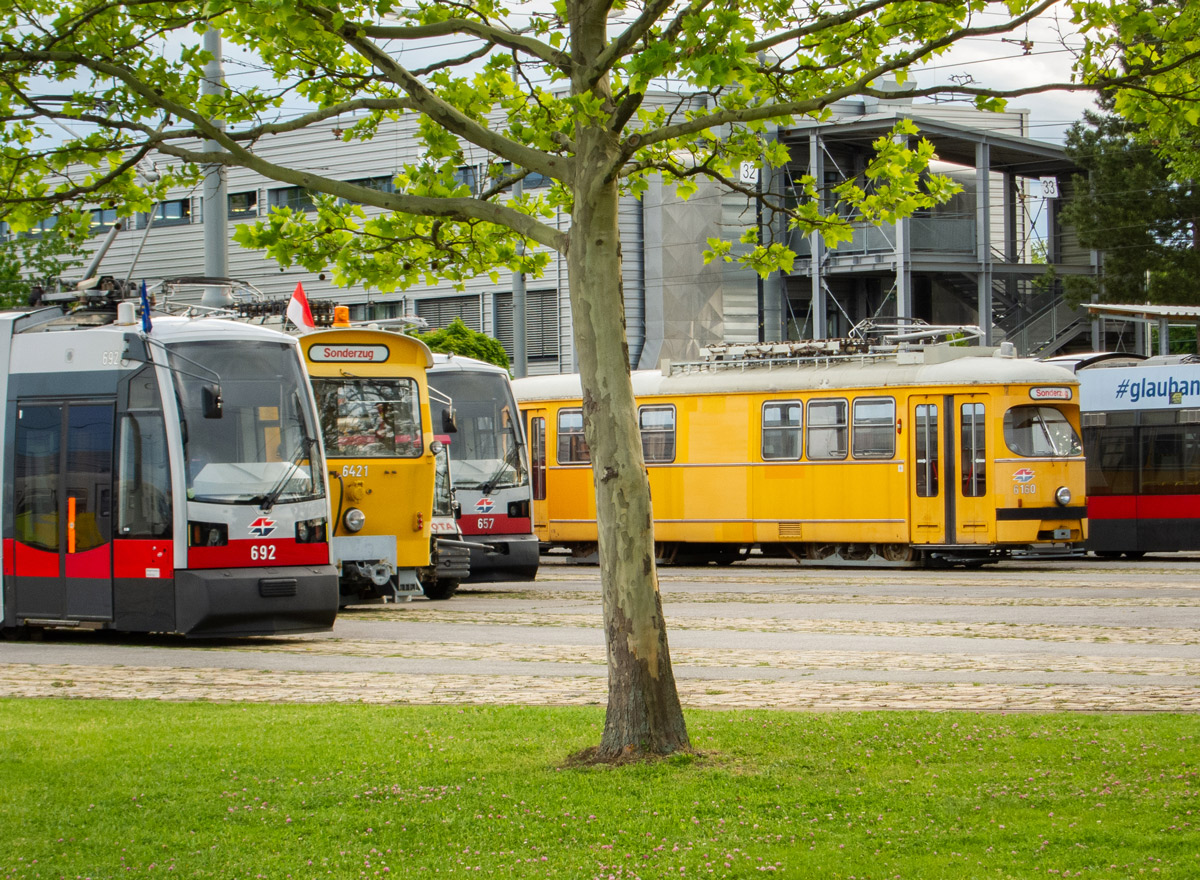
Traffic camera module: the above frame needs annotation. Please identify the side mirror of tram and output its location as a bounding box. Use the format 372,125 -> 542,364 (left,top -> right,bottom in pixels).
442,408 -> 459,433
202,384 -> 224,419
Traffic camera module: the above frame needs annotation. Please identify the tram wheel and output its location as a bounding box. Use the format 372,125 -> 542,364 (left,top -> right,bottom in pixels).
423,578 -> 460,601
1094,551 -> 1123,559
1123,551 -> 1146,559
875,543 -> 915,563
805,543 -> 839,561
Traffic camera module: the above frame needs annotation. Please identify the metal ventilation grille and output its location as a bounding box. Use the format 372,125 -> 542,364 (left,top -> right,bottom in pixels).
778,522 -> 804,538
258,577 -> 298,598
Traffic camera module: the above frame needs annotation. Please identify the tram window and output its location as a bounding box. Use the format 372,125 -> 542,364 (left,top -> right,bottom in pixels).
961,402 -> 986,497
1085,425 -> 1136,496
118,412 -> 172,539
313,378 -> 424,459
915,404 -> 939,497
64,404 -> 115,553
557,408 -> 590,464
762,400 -> 802,460
639,405 -> 676,463
530,416 -> 547,500
14,405 -> 62,552
1141,424 -> 1200,494
1003,405 -> 1082,457
852,397 -> 896,459
807,399 -> 848,460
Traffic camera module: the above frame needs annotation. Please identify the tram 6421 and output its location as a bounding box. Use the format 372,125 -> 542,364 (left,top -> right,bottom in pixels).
303,324 -> 443,603
1,303 -> 339,638
514,343 -> 1088,567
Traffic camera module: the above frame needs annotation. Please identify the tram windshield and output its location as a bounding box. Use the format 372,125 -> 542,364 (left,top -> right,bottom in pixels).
1004,405 -> 1083,457
310,378 -> 424,458
170,341 -> 325,505
428,370 -> 528,491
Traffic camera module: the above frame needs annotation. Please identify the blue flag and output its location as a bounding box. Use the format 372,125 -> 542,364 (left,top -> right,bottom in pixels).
140,280 -> 152,333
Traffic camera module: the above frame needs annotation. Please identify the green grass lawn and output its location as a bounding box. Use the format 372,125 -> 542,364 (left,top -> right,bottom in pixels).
0,700 -> 1196,878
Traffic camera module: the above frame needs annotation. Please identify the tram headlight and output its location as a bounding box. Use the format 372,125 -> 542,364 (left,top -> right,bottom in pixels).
1055,486 -> 1073,506
343,507 -> 366,532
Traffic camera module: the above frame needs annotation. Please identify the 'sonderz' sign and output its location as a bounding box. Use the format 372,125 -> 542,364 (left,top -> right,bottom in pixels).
308,344 -> 390,363
1029,386 -> 1073,401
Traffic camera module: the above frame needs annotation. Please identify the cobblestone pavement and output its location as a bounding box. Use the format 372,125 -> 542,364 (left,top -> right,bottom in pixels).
3,557 -> 1199,712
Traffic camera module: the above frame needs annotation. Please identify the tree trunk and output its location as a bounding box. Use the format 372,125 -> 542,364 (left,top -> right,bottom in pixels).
566,110 -> 690,760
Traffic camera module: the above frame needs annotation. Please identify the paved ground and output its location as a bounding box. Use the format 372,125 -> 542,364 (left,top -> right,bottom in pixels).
2,555 -> 1199,712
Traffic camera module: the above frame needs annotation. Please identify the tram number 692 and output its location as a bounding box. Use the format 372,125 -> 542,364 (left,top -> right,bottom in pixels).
250,544 -> 277,561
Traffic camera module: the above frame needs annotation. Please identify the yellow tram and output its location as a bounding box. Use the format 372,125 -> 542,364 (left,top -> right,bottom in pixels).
301,321 -> 440,600
514,343 -> 1088,566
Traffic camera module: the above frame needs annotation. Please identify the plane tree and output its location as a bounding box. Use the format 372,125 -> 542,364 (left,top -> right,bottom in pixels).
0,0 -> 1189,762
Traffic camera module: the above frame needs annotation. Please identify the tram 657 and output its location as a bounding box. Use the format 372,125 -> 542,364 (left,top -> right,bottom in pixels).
428,354 -> 539,581
514,343 -> 1088,567
0,304 -> 338,638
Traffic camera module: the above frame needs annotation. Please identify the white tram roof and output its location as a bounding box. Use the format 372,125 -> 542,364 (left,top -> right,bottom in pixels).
1,310 -> 303,377
428,352 -> 510,376
512,348 -> 1079,402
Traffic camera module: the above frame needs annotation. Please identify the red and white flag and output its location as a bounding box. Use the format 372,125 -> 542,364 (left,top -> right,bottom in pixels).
286,282 -> 316,333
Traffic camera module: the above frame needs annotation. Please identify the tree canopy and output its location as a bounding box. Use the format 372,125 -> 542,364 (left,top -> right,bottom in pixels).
419,317 -> 510,369
1061,106 -> 1200,306
1,0 -> 1196,762
0,216 -> 89,309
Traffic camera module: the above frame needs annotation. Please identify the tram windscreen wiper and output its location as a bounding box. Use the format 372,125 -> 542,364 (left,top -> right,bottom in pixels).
257,436 -> 311,512
480,442 -> 522,495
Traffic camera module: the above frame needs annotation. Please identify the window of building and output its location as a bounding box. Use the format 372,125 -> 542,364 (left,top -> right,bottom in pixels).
762,400 -> 802,460
14,216 -> 58,240
852,397 -> 896,459
342,176 -> 396,205
557,408 -> 590,465
494,290 -> 559,363
269,186 -> 316,212
136,198 -> 191,229
415,295 -> 482,332
807,399 -> 848,460
89,207 -> 120,235
454,165 -> 478,195
228,191 -> 258,217
639,405 -> 676,463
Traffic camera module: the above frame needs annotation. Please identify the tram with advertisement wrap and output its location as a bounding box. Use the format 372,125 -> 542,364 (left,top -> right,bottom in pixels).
427,355 -> 538,581
1071,354 -> 1200,556
0,303 -> 338,638
513,342 -> 1088,567
302,319 -> 444,602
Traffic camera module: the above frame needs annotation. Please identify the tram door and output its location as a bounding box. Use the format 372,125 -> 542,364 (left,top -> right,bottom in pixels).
954,396 -> 991,544
13,401 -> 115,621
525,409 -> 549,539
908,397 -> 944,544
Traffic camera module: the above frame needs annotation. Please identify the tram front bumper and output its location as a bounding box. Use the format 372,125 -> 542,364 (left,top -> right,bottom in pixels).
175,564 -> 339,637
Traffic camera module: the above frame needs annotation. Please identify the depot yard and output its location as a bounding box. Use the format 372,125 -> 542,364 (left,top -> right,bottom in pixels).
1,556 -> 1198,877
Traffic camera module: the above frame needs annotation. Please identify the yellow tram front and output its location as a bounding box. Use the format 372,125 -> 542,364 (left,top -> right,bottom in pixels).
302,325 -> 438,601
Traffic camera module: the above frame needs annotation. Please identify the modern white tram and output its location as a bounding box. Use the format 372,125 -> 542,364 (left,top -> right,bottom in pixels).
0,302 -> 339,638
427,355 -> 539,581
